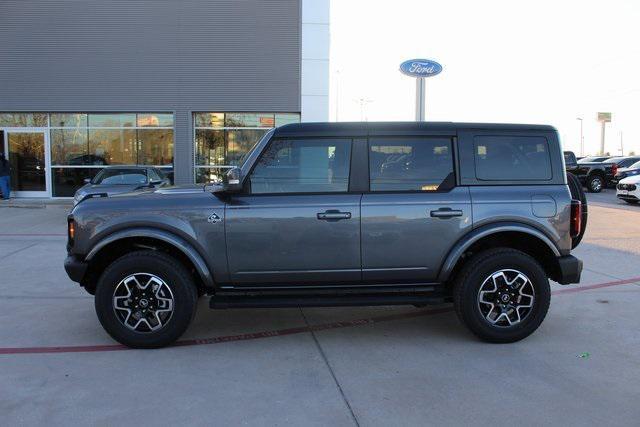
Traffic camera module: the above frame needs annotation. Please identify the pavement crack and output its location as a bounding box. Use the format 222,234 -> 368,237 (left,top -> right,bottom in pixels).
0,243 -> 39,262
299,308 -> 360,427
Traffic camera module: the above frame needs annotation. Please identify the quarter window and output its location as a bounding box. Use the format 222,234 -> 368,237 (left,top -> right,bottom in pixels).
249,139 -> 351,194
474,136 -> 552,180
368,138 -> 454,191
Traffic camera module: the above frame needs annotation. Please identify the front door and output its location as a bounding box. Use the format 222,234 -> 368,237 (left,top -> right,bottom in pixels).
361,136 -> 472,282
3,130 -> 50,197
225,137 -> 361,286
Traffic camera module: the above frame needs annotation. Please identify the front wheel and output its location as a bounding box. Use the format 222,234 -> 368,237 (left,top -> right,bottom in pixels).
453,248 -> 551,343
95,250 -> 198,348
586,175 -> 604,193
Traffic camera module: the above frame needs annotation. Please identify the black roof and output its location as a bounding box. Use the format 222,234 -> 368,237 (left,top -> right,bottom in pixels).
274,121 -> 557,138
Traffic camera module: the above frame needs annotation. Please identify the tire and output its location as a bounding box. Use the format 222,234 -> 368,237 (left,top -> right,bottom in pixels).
566,172 -> 588,248
624,199 -> 639,204
453,248 -> 551,343
95,250 -> 198,348
586,174 -> 604,193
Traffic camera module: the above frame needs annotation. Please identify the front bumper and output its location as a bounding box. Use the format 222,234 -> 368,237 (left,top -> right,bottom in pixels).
555,255 -> 583,285
64,254 -> 88,283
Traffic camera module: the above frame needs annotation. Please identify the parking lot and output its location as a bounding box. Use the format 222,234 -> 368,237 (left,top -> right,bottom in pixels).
1,190 -> 639,426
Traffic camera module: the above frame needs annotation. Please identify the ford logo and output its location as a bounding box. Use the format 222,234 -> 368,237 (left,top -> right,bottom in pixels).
399,59 -> 442,78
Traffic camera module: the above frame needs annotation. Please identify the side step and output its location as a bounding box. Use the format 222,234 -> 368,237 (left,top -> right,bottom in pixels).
210,294 -> 446,309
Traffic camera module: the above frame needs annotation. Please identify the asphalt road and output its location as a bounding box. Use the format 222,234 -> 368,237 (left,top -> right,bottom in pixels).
0,201 -> 639,426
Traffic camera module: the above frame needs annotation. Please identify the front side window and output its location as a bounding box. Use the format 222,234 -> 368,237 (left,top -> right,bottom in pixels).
474,135 -> 552,181
249,138 -> 351,194
369,138 -> 454,191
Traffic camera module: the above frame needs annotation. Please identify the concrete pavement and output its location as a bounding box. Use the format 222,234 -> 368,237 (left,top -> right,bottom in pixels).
0,198 -> 639,426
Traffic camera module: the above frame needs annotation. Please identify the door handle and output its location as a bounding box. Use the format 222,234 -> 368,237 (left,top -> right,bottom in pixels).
317,210 -> 352,221
430,208 -> 463,218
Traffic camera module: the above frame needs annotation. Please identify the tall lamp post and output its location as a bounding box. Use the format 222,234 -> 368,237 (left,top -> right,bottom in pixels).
576,117 -> 583,156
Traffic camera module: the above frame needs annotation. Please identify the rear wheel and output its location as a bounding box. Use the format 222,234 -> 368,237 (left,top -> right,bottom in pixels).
453,248 -> 550,343
95,250 -> 198,348
586,174 -> 604,193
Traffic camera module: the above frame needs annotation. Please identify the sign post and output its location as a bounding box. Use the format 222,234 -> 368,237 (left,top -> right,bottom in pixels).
597,112 -> 612,155
400,59 -> 442,121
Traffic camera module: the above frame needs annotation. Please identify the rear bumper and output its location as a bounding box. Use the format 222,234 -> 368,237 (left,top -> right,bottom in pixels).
555,255 -> 583,285
64,254 -> 88,283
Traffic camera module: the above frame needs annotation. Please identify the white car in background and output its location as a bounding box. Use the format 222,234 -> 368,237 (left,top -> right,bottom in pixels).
616,175 -> 640,205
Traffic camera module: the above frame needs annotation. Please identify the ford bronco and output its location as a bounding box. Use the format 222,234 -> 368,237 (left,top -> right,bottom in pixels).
64,122 -> 585,348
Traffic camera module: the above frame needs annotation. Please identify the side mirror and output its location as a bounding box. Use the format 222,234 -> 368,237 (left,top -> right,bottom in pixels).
149,180 -> 163,187
222,167 -> 243,193
83,178 -> 91,184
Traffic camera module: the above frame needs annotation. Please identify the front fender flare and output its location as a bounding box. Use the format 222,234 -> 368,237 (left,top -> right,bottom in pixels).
437,222 -> 561,283
85,227 -> 214,288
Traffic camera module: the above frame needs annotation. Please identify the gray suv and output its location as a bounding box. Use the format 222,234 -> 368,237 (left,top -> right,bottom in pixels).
64,122 -> 585,348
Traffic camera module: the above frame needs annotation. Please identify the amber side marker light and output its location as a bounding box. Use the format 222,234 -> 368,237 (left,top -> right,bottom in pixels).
68,218 -> 76,244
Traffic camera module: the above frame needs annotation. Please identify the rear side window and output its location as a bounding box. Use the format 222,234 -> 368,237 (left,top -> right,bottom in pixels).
249,138 -> 351,194
368,137 -> 454,191
474,136 -> 552,181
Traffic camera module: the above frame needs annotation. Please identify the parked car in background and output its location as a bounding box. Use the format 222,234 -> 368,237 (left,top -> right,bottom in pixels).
73,166 -> 170,206
612,160 -> 640,185
571,156 -> 640,192
564,151 -> 578,173
578,156 -> 610,163
616,175 -> 640,204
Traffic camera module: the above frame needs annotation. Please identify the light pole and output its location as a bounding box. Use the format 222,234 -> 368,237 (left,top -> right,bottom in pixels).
576,117 -> 583,156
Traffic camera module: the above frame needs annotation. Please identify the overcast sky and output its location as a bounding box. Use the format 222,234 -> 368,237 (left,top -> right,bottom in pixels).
329,0 -> 640,156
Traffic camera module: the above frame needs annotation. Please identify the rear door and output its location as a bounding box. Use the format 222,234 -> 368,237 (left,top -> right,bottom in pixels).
225,136 -> 361,285
361,135 -> 472,282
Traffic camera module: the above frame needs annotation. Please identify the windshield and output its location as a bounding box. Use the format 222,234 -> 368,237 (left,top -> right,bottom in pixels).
92,169 -> 148,185
629,161 -> 640,170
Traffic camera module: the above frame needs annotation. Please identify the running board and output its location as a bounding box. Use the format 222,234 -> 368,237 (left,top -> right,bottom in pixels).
209,294 -> 446,309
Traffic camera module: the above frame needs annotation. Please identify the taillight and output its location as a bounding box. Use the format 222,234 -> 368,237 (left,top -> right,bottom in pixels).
570,200 -> 582,238
612,163 -> 618,176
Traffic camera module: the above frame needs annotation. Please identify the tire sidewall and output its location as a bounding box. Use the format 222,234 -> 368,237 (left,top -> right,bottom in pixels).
458,251 -> 551,343
95,252 -> 196,348
588,175 -> 603,192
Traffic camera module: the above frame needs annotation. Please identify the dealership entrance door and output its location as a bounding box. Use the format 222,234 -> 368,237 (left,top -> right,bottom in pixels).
2,129 -> 50,197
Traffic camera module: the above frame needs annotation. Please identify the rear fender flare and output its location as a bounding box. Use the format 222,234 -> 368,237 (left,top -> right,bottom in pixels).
437,222 -> 561,283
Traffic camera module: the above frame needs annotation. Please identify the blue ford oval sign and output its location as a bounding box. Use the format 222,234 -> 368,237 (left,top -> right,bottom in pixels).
399,59 -> 442,78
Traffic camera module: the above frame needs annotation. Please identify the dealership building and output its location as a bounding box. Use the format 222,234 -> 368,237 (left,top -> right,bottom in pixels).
0,0 -> 329,197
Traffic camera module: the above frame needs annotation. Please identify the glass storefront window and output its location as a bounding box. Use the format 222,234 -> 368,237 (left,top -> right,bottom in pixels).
52,168 -> 102,197
0,113 -> 47,127
50,113 -> 87,128
137,113 -> 174,127
88,113 -> 136,128
194,112 -> 300,183
51,128 -> 90,165
137,129 -> 174,165
89,129 -> 137,165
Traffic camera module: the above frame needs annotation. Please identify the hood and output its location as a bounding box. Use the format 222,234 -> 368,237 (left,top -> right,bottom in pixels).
74,183 -> 149,204
620,174 -> 640,184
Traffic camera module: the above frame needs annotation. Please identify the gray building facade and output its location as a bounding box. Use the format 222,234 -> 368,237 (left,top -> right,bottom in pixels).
0,0 -> 329,197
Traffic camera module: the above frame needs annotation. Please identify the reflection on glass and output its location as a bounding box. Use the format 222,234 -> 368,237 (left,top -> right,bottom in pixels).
0,113 -> 47,127
225,113 -> 274,128
51,128 -> 89,165
52,168 -> 102,197
275,113 -> 300,127
88,113 -> 136,127
8,133 -> 46,191
195,167 -> 231,184
89,129 -> 136,164
226,129 -> 269,165
194,113 -> 224,128
137,129 -> 174,165
136,114 -> 174,127
50,113 -> 87,128
195,129 -> 225,166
